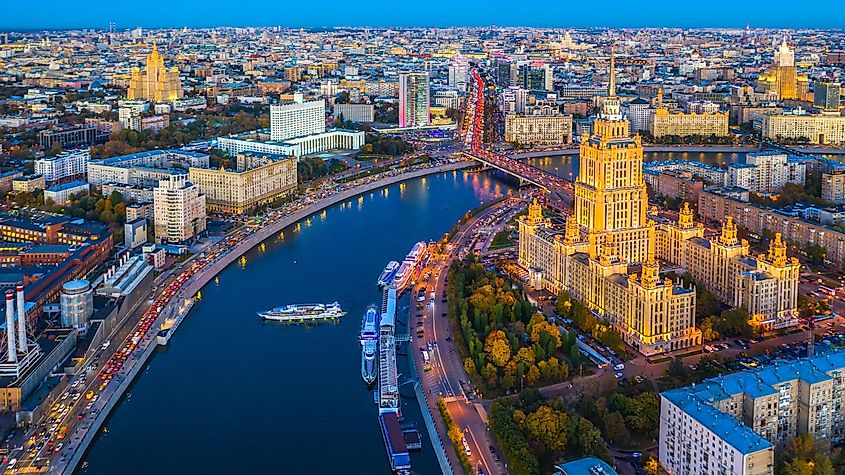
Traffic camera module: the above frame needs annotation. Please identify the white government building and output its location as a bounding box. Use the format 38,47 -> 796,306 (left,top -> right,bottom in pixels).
218,93 -> 364,158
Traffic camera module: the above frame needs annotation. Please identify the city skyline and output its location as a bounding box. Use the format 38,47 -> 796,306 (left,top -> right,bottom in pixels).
3,0 -> 845,30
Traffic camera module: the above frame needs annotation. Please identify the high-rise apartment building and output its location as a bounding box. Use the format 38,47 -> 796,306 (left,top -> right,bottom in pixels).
518,52 -> 702,355
34,149 -> 90,184
153,174 -> 206,244
269,93 -> 326,142
621,98 -> 652,133
822,171 -> 845,205
814,81 -> 841,112
127,43 -> 184,103
660,351 -> 845,475
399,72 -> 430,128
727,152 -> 806,193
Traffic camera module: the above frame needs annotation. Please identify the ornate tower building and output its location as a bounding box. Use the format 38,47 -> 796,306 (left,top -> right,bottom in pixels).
127,43 -> 184,103
575,48 -> 654,264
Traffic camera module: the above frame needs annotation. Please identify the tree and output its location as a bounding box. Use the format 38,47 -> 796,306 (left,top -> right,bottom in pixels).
515,347 -> 535,366
700,316 -> 721,342
667,357 -> 687,378
603,411 -> 629,446
526,364 -> 540,386
524,405 -> 569,451
484,330 -> 511,367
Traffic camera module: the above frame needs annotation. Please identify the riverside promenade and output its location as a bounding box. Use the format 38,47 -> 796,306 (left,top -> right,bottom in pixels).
56,160 -> 473,474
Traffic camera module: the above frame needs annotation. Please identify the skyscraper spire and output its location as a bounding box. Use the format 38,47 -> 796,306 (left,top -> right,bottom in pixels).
608,45 -> 616,98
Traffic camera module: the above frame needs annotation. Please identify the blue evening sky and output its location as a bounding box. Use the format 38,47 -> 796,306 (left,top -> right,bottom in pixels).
3,0 -> 843,30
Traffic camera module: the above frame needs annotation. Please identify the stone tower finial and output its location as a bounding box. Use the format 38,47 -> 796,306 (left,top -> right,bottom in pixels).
767,232 -> 788,267
720,216 -> 738,246
526,197 -> 543,226
641,254 -> 660,289
678,202 -> 694,229
564,215 -> 580,245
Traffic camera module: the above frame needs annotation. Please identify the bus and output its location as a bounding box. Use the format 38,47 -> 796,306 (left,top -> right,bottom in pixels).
819,286 -> 836,296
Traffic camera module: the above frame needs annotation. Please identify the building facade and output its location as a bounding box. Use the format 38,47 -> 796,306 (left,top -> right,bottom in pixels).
269,94 -> 326,142
756,40 -> 808,101
518,54 -> 701,356
762,112 -> 845,145
127,43 -> 184,103
727,152 -> 806,193
504,114 -> 573,145
822,171 -> 845,205
152,174 -> 206,244
650,108 -> 729,138
334,103 -> 374,123
660,351 -> 845,475
699,189 -> 845,269
188,151 -> 297,214
34,149 -> 90,184
399,72 -> 430,128
656,204 -> 800,331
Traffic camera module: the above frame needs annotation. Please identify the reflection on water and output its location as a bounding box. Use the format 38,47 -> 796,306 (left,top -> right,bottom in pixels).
527,151 -> 749,179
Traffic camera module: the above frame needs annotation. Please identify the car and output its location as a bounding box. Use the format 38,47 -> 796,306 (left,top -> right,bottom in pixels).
614,372 -> 623,379
632,451 -> 642,458
613,363 -> 625,371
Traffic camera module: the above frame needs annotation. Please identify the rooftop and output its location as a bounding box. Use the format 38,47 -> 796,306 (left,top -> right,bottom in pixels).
662,349 -> 845,454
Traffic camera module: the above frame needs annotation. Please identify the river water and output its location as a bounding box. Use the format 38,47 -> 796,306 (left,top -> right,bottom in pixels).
77,170 -> 514,475
76,151 -> 741,474
525,150 -> 747,180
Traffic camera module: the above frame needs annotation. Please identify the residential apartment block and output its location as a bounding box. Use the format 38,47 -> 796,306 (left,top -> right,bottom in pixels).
661,350 -> 845,475
650,108 -> 729,138
188,151 -> 297,214
727,152 -> 806,193
656,204 -> 800,331
504,114 -> 573,145
152,174 -> 206,244
34,149 -> 90,184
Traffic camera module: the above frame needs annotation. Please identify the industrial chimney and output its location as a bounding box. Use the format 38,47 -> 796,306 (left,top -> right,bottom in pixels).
5,291 -> 16,363
16,285 -> 26,354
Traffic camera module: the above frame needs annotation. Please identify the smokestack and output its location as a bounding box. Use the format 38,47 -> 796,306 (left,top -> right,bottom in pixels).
5,291 -> 16,363
16,285 -> 25,354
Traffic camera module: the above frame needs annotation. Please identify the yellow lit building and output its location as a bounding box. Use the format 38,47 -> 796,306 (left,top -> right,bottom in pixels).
127,43 -> 183,103
650,108 -> 729,138
518,52 -> 701,355
504,114 -> 573,145
762,112 -> 845,145
757,40 -> 809,101
656,204 -> 800,330
188,151 -> 297,214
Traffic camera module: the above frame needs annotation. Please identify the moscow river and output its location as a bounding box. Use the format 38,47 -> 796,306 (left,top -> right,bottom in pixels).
76,151 -> 739,474
78,169 -> 514,475
525,150 -> 748,180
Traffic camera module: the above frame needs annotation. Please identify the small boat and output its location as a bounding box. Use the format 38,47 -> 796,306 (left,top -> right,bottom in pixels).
258,302 -> 346,323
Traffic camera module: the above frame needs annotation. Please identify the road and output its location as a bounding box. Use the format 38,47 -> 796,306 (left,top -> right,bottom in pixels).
409,196 -> 527,475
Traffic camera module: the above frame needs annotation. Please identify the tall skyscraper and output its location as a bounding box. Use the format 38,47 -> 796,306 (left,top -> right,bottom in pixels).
399,72 -> 430,128
756,40 -> 808,100
814,80 -> 842,112
127,42 -> 184,103
575,48 -> 653,264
